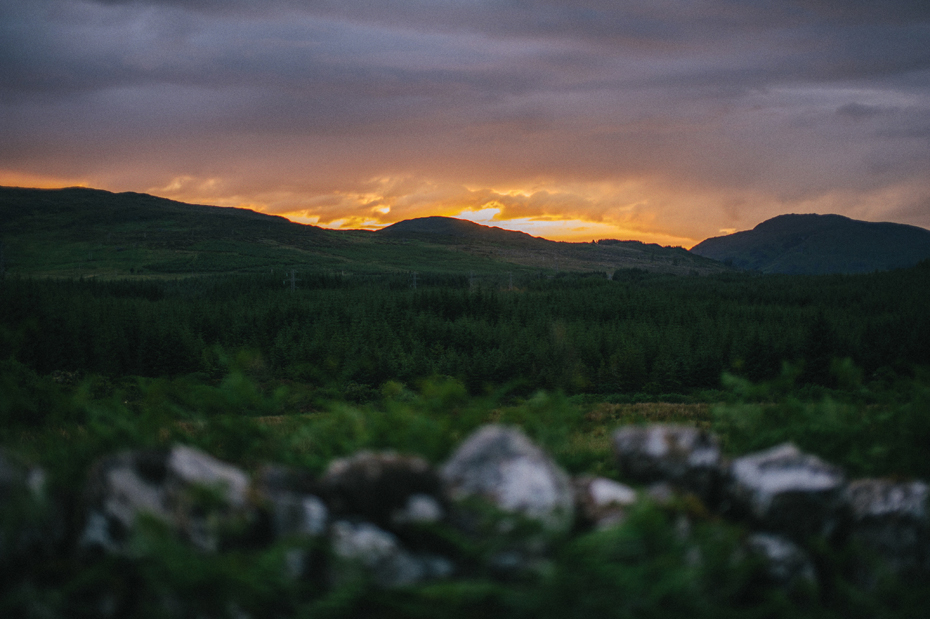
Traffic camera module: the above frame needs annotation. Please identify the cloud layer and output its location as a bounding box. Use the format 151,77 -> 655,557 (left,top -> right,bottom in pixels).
2,0 -> 929,244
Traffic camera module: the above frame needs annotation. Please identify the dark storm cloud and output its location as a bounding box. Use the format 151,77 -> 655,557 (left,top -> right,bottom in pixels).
1,2 -> 546,107
5,1 -> 927,102
1,0 -> 928,241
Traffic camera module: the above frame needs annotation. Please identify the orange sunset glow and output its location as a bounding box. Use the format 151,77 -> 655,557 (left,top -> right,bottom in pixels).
1,2 -> 928,244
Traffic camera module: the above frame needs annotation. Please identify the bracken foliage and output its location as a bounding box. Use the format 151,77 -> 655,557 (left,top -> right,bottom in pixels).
1,266 -> 929,616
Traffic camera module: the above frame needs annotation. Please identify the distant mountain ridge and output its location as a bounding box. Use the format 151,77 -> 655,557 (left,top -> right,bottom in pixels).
691,213 -> 930,274
377,216 -> 558,250
378,216 -> 541,245
0,186 -> 727,277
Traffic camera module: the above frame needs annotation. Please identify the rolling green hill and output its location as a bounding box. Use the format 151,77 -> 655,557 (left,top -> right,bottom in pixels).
691,213 -> 930,274
0,186 -> 727,278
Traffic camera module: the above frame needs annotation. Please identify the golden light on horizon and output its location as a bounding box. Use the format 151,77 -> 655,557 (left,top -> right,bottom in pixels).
0,171 -> 91,190
3,161 -> 926,251
275,204 -> 700,248
1,1 -> 928,251
0,166 -> 703,247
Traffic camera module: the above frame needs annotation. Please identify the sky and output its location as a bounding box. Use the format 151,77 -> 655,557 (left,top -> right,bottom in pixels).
1,1 -> 929,247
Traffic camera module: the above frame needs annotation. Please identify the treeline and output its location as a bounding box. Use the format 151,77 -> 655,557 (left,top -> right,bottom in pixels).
2,264 -> 929,395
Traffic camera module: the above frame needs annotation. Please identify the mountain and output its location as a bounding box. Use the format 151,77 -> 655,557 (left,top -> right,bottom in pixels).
691,214 -> 930,274
0,185 -> 331,244
378,216 -> 540,245
0,186 -> 727,278
0,186 -> 347,276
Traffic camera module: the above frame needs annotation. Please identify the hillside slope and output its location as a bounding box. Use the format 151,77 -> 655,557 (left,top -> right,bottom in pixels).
1,186 -> 727,278
691,214 -> 930,274
0,186 -> 345,277
379,216 -> 540,243
377,215 -> 727,274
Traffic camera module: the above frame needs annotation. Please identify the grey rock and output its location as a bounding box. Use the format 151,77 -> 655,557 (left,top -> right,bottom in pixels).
440,425 -> 574,532
252,465 -> 328,539
612,425 -> 722,502
441,425 -> 574,533
168,445 -> 249,509
845,478 -> 929,574
271,494 -> 329,539
322,451 -> 442,529
440,425 -> 574,578
727,443 -> 846,541
573,475 -> 638,529
0,448 -> 44,501
81,445 -> 253,553
80,510 -> 119,551
391,493 -> 445,527
746,532 -> 818,588
0,449 -> 56,559
329,520 -> 454,588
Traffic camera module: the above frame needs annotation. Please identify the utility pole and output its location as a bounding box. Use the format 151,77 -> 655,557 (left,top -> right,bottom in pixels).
284,269 -> 300,292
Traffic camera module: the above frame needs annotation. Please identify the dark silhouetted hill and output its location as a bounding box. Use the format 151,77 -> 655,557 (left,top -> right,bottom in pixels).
378,216 -> 542,246
0,186 -> 730,277
691,214 -> 930,274
0,185 -> 330,245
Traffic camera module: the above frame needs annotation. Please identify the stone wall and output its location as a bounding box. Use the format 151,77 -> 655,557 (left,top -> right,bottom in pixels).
1,423 -> 927,613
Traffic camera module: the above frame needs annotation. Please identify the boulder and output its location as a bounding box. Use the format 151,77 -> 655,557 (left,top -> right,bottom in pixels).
726,443 -> 846,541
391,493 -> 445,527
845,478 -> 929,575
0,449 -> 46,503
572,476 -> 638,529
612,425 -> 722,503
746,532 -> 817,589
329,520 -> 454,588
321,451 -> 443,530
252,465 -> 328,540
80,445 -> 252,553
250,465 -> 330,580
0,449 -> 56,560
440,425 -> 574,534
